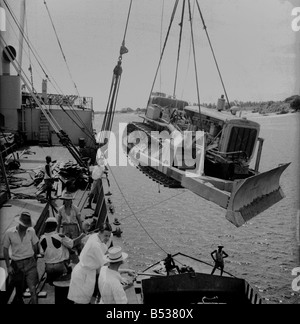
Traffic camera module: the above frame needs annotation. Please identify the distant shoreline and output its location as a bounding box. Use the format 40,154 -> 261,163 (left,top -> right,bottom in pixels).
238,110 -> 299,119
94,110 -> 299,119
94,98 -> 300,117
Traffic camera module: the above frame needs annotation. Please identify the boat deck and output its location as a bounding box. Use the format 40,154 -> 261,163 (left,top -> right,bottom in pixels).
0,144 -> 141,303
0,144 -> 261,305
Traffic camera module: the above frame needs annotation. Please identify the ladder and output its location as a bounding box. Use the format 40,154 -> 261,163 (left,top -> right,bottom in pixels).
38,111 -> 51,146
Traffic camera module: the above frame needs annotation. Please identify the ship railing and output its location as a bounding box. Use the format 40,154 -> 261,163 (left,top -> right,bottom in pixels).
22,92 -> 93,110
244,281 -> 264,304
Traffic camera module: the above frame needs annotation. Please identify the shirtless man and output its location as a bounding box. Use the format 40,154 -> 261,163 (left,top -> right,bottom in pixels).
210,246 -> 228,276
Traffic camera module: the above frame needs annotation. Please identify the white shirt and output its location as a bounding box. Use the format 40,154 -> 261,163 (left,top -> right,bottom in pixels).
79,233 -> 108,270
39,232 -> 73,264
98,266 -> 127,304
67,233 -> 110,304
3,226 -> 38,261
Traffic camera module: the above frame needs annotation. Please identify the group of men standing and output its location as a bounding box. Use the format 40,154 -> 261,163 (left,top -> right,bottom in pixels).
2,210 -> 134,304
2,155 -> 135,304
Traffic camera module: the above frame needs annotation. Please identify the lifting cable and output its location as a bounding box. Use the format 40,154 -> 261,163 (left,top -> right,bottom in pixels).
146,0 -> 179,111
58,104 -> 96,144
4,0 -> 96,158
173,0 -> 186,98
180,1 -> 195,100
187,0 -> 203,129
3,0 -> 93,142
43,0 -> 80,98
118,190 -> 186,223
0,35 -> 59,132
3,0 -> 49,79
195,0 -> 231,108
24,11 -> 34,91
159,0 -> 165,92
44,0 -> 97,140
99,0 -> 133,145
0,36 -> 87,167
106,164 -> 168,255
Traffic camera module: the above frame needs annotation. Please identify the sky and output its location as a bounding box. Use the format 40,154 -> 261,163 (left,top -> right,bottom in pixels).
2,0 -> 299,111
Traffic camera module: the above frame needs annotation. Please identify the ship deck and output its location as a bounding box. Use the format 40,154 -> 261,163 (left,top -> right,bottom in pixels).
0,144 -> 141,303
0,144 -> 261,304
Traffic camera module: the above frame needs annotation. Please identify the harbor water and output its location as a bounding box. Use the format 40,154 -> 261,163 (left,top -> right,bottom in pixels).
94,112 -> 300,304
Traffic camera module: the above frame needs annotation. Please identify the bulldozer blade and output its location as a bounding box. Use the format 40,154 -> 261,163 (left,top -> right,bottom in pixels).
225,163 -> 290,227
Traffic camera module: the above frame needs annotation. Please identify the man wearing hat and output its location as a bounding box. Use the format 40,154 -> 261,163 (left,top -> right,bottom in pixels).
98,246 -> 135,304
2,211 -> 39,304
39,217 -> 85,284
210,245 -> 229,276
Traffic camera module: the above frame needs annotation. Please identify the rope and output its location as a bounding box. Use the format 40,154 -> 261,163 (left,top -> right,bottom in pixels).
43,1 -> 96,140
187,0 -> 203,129
118,190 -> 186,223
0,35 -> 60,133
121,0 -> 133,46
24,12 -> 34,91
3,0 -> 95,142
180,1 -> 195,100
159,0 -> 165,92
2,0 -> 50,79
100,70 -> 122,144
173,0 -> 186,98
146,0 -> 179,111
1,36 -> 89,168
43,0 -> 80,98
99,0 -> 132,144
195,0 -> 231,108
106,164 -> 168,255
59,105 -> 96,144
